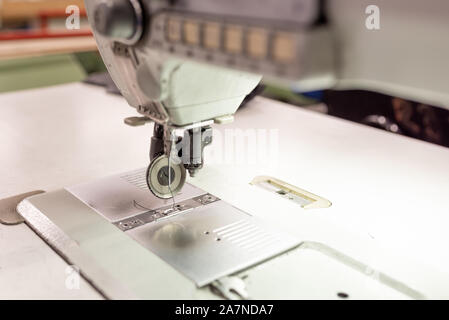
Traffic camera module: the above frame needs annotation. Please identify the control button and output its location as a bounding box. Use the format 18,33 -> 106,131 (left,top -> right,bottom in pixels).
183,20 -> 201,46
247,27 -> 269,59
272,32 -> 296,63
93,0 -> 142,44
203,22 -> 221,50
167,17 -> 182,42
224,25 -> 243,54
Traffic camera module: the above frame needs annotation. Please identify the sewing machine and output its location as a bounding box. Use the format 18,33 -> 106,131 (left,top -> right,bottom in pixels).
80,0 -> 449,200
6,0 -> 449,299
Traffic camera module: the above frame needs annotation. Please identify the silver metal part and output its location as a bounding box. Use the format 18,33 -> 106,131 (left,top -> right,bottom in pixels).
183,126 -> 213,177
147,154 -> 186,199
66,168 -> 205,222
16,184 -> 424,300
149,124 -> 214,186
251,176 -> 332,209
65,169 -> 300,288
17,167 -> 422,299
17,195 -> 140,300
127,200 -> 300,287
114,194 -> 218,231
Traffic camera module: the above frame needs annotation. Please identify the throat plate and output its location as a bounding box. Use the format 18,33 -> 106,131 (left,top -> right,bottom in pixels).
65,169 -> 299,286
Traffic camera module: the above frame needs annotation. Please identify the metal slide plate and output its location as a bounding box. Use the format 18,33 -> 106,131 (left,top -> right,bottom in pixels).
127,200 -> 299,286
66,169 -> 300,286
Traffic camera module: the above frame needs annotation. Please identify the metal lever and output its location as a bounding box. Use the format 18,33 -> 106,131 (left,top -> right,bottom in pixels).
124,116 -> 152,127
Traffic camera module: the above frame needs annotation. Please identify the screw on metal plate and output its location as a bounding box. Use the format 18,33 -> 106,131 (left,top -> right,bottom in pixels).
210,276 -> 249,300
118,218 -> 144,231
196,194 -> 219,205
114,195 -> 212,231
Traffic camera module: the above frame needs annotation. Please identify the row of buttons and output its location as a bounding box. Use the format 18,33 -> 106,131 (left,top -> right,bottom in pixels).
165,17 -> 297,64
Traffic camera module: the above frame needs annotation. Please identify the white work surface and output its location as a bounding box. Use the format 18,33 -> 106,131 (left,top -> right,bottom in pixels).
1,83 -> 449,299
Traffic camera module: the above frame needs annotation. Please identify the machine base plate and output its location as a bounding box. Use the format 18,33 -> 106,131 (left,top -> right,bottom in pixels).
25,168 -> 300,287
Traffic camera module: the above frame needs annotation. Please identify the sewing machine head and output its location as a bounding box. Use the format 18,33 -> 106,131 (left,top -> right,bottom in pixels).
9,0 -> 449,300
85,0 -> 449,198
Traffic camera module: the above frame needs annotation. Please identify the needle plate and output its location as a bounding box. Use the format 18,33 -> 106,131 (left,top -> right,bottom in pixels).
66,168 -> 300,286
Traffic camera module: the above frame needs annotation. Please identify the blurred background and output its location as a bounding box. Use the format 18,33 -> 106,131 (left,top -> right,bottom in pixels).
0,0 -> 104,91
1,0 -> 448,147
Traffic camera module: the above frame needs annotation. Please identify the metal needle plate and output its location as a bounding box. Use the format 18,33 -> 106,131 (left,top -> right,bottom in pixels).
126,200 -> 300,287
66,168 -> 300,287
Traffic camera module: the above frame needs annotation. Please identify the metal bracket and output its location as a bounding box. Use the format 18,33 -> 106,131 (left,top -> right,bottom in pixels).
251,176 -> 331,209
113,194 -> 220,231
